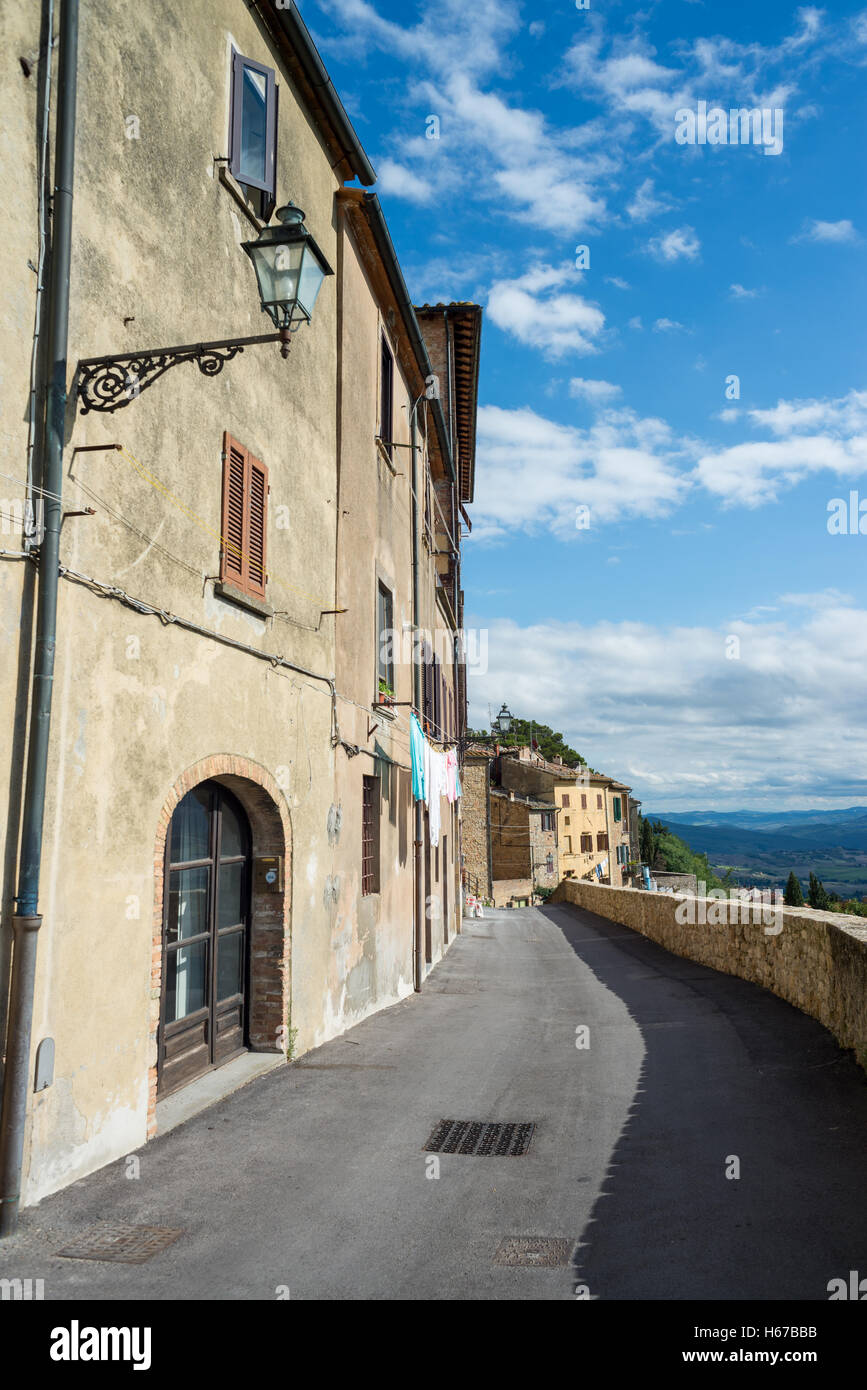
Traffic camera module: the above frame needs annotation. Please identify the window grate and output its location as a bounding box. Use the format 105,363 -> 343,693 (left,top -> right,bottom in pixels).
361,775 -> 379,895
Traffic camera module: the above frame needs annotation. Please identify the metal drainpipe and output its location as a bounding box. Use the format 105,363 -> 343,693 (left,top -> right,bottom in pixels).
603,787 -> 613,886
0,0 -> 79,1239
410,401 -> 424,991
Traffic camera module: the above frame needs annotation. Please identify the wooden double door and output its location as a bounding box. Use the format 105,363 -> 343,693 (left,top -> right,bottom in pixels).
158,782 -> 251,1096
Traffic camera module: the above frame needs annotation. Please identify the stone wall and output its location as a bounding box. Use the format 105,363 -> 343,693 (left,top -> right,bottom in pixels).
653,872 -> 698,894
490,794 -> 531,879
552,879 -> 867,1069
492,879 -> 534,908
461,756 -> 491,898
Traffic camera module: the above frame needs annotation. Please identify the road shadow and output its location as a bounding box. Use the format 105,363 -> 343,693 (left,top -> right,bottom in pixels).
541,901 -> 867,1301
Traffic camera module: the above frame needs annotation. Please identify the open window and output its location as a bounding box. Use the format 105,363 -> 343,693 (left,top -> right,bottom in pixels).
380,334 -> 393,458
230,51 -> 277,218
377,581 -> 394,699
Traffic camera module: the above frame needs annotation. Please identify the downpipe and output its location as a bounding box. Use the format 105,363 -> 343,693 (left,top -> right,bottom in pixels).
0,0 -> 79,1238
411,403 -> 424,991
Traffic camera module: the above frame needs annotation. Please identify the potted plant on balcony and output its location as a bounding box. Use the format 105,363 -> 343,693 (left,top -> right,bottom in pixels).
377,678 -> 395,707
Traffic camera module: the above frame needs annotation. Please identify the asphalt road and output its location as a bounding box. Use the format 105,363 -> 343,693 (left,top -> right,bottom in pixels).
1,902 -> 865,1300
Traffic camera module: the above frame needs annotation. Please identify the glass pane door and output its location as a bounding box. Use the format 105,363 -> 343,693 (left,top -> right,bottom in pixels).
159,783 -> 251,1096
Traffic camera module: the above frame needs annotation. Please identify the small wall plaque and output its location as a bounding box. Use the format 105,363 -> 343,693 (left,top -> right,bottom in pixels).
254,856 -> 284,892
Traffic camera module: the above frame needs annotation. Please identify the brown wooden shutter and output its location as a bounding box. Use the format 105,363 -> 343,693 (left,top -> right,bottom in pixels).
247,454 -> 267,598
221,435 -> 246,587
221,432 -> 268,598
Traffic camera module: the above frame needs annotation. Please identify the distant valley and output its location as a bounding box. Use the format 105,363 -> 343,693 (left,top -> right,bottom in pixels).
643,807 -> 867,899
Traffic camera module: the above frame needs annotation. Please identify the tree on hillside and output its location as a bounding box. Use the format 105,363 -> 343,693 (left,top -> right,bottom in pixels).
807,872 -> 830,910
639,816 -> 656,865
784,871 -> 804,907
467,717 -> 587,768
638,816 -> 670,868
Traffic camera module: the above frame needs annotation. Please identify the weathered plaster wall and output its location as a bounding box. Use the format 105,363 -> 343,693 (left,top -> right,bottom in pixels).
552,879 -> 867,1069
331,214 -> 416,1020
2,0 -> 365,1206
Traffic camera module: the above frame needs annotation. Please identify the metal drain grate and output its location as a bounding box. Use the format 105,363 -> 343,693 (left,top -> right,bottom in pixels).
56,1223 -> 184,1264
493,1237 -> 573,1267
424,1119 -> 535,1156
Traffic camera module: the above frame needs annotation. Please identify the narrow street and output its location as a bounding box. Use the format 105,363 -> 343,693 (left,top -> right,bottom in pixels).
2,903 -> 866,1301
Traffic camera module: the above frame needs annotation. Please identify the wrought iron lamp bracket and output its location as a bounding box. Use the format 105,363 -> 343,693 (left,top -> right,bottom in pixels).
75,331 -> 285,414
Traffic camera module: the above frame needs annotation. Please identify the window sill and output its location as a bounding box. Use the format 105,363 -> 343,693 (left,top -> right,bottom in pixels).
214,579 -> 274,619
372,700 -> 397,721
218,164 -> 267,232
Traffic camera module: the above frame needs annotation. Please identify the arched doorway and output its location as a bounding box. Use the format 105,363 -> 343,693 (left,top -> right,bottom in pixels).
158,781 -> 252,1096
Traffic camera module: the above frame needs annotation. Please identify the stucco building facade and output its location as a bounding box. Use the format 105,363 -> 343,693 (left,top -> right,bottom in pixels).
0,0 -> 479,1213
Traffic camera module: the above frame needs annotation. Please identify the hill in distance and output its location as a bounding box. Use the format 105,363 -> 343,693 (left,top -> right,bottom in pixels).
643,808 -> 867,899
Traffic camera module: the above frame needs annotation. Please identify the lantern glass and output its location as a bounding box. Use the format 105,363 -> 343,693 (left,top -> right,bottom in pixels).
248,240 -> 304,321
242,204 -> 333,333
297,243 -> 328,319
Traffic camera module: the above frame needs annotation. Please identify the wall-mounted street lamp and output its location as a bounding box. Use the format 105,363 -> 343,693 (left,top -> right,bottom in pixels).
76,204 -> 333,414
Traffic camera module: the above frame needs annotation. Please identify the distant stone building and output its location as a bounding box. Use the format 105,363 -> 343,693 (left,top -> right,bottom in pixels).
490,788 -> 558,907
461,743 -> 493,900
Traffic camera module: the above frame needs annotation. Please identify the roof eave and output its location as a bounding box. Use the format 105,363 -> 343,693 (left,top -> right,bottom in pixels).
261,1 -> 376,187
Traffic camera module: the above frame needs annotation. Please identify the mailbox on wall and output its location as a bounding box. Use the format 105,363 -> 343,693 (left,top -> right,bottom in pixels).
254,856 -> 284,893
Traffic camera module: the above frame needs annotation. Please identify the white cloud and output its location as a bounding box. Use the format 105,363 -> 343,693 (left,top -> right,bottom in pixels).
486,264 -> 606,357
569,377 -> 622,402
729,282 -> 761,299
794,218 -> 859,243
694,388 -> 867,505
653,317 -> 687,332
605,276 -> 631,290
471,402 -> 693,536
748,389 -> 867,436
466,598 -> 867,807
377,158 -> 434,203
627,177 -> 673,222
695,434 -> 867,506
322,3 -> 610,236
646,226 -> 701,262
474,386 -> 867,523
780,588 -> 855,610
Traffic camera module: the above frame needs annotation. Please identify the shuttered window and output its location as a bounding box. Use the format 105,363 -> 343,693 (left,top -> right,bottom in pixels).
580,833 -> 593,853
220,433 -> 268,600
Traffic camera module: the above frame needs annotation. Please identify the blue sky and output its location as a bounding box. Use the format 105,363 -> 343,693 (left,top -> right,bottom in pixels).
306,0 -> 867,810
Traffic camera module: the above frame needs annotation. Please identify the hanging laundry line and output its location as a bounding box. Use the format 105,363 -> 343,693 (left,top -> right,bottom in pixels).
409,711 -> 462,848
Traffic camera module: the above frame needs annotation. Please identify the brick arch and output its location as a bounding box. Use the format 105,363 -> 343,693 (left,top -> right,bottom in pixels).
149,755 -> 292,1133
